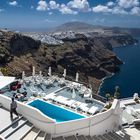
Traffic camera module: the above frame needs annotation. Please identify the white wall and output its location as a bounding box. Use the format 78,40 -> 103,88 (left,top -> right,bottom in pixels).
54,99 -> 121,137
0,94 -> 121,137
0,95 -> 55,134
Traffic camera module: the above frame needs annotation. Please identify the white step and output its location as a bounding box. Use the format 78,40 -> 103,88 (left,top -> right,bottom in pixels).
22,127 -> 40,140
1,118 -> 27,138
35,131 -> 46,140
45,134 -> 51,140
6,122 -> 33,140
52,136 -> 64,140
0,116 -> 23,134
85,136 -> 92,140
64,135 -> 77,140
76,135 -> 87,140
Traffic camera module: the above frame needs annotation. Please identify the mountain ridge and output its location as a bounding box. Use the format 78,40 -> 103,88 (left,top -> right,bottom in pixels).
47,21 -> 140,36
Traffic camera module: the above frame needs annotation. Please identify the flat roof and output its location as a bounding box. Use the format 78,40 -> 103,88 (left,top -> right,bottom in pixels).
0,76 -> 15,90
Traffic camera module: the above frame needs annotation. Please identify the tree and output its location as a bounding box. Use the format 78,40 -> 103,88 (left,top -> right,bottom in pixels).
114,86 -> 120,99
0,67 -> 8,76
105,93 -> 111,101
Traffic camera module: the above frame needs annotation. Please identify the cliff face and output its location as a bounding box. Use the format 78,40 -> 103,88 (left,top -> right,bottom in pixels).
0,30 -> 136,93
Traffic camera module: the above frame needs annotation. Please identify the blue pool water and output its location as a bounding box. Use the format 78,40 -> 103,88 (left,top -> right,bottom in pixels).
28,99 -> 85,122
99,37 -> 140,98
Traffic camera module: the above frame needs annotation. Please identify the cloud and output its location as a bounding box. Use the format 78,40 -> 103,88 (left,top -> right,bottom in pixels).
131,7 -> 140,15
67,0 -> 91,12
107,1 -> 115,7
0,9 -> 4,12
92,0 -> 140,16
117,0 -> 139,9
48,12 -> 53,15
9,1 -> 18,6
59,4 -> 78,15
44,19 -> 55,23
31,5 -> 34,9
34,0 -> 140,16
92,5 -> 112,13
37,0 -> 48,11
49,0 -> 59,9
112,6 -> 128,15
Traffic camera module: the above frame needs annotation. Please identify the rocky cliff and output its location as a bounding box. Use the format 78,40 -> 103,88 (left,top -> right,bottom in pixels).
0,30 -> 137,93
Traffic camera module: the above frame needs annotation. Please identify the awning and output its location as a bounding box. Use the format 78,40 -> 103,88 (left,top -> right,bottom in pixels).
0,76 -> 15,89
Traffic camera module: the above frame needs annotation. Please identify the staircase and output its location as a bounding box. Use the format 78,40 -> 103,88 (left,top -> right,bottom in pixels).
0,116 -> 51,140
0,108 -> 129,140
0,120 -> 129,140
52,132 -> 128,140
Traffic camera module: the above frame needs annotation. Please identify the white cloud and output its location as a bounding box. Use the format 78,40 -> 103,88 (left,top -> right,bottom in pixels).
44,19 -> 55,22
107,1 -> 115,7
68,0 -> 91,12
112,6 -> 128,15
9,1 -> 18,6
92,5 -> 112,13
131,6 -> 140,15
48,11 -> 53,15
37,0 -> 48,11
49,0 -> 59,9
92,0 -> 140,16
31,5 -> 34,9
59,4 -> 78,15
117,0 -> 139,9
0,9 -> 4,12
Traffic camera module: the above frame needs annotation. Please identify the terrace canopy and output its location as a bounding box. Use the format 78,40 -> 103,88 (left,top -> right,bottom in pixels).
0,76 -> 15,89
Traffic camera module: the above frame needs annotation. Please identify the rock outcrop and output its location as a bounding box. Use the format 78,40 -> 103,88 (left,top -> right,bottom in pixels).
0,30 -> 137,93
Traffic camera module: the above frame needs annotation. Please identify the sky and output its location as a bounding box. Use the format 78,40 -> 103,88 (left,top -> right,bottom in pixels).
0,0 -> 140,30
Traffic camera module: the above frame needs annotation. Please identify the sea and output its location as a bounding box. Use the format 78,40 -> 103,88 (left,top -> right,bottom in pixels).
99,36 -> 140,99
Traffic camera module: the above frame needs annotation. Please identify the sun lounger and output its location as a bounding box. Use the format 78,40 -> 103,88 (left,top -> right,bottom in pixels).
66,100 -> 76,107
53,96 -> 68,105
44,93 -> 56,100
84,92 -> 91,98
88,106 -> 99,115
78,103 -> 89,112
133,119 -> 140,124
71,101 -> 82,109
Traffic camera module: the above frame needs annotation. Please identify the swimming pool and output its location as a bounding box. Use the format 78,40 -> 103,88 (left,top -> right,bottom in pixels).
28,99 -> 85,123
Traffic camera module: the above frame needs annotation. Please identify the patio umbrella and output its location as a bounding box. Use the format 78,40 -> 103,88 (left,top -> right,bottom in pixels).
39,70 -> 43,78
63,69 -> 66,78
22,71 -> 25,80
32,66 -> 35,77
72,88 -> 76,99
133,93 -> 139,99
75,72 -> 79,82
48,67 -> 52,76
89,84 -> 93,98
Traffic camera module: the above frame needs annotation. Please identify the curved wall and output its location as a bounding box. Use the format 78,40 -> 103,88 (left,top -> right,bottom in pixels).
0,95 -> 121,137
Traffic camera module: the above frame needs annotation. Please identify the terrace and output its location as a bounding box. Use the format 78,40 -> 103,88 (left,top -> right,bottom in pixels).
120,96 -> 140,129
0,72 -> 122,138
0,73 -> 105,118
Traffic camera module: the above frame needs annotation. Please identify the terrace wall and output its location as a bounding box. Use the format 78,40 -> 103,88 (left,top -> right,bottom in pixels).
0,94 -> 122,137
54,99 -> 121,137
0,95 -> 56,134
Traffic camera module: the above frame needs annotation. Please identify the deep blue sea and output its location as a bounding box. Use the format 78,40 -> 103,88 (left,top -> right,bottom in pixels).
99,37 -> 140,98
